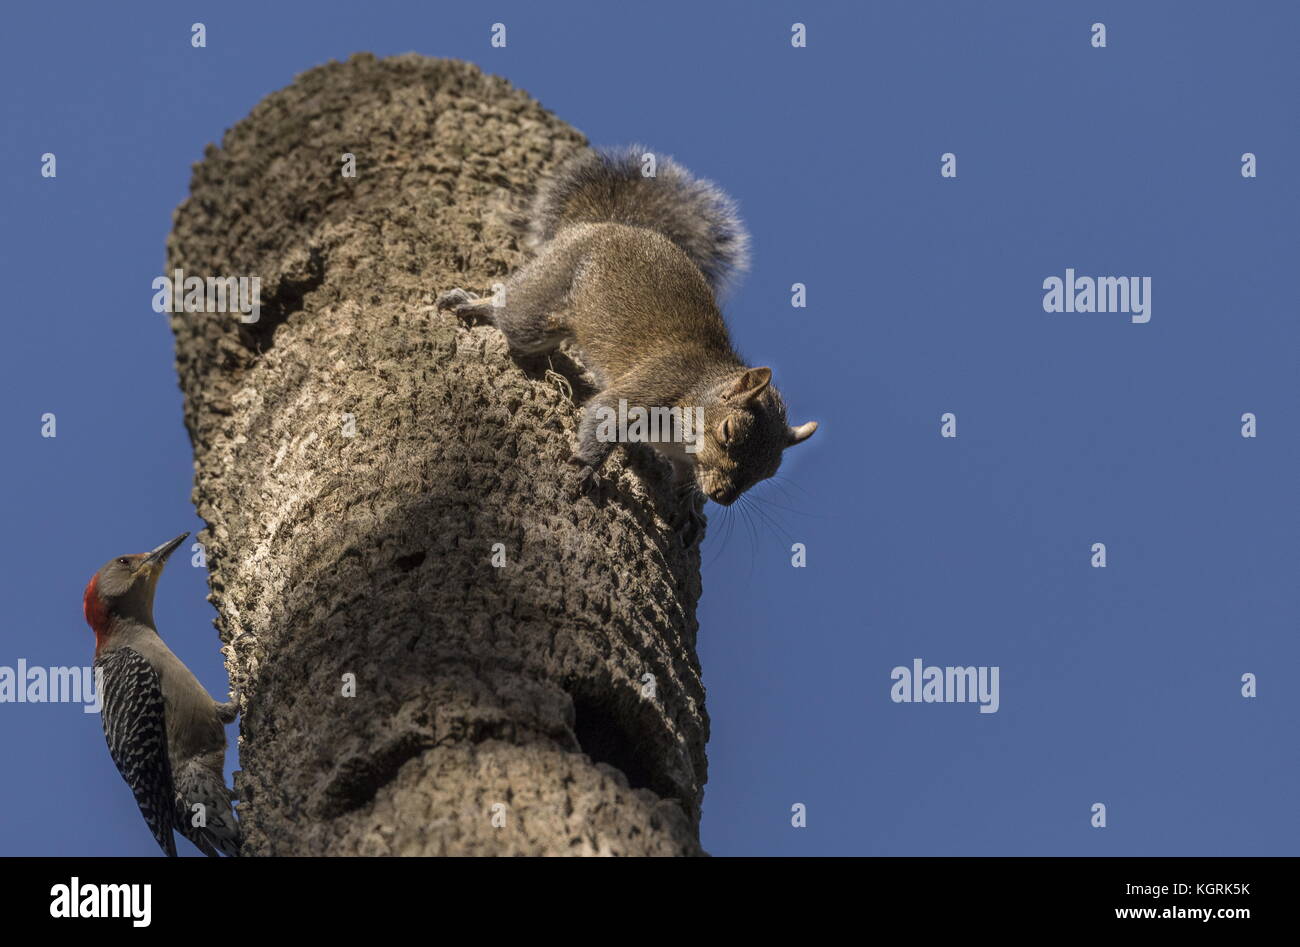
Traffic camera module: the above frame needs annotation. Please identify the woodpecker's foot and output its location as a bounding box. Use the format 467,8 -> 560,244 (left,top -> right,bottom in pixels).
436,288 -> 493,323
217,685 -> 241,724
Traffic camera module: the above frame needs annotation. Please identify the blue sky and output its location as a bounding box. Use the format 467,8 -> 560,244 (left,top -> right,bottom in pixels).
0,1 -> 1295,856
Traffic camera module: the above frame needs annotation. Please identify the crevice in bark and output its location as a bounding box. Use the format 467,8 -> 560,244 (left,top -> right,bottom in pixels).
393,550 -> 426,572
238,244 -> 326,353
314,732 -> 435,819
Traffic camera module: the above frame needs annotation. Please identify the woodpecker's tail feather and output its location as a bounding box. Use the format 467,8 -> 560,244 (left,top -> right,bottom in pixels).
524,145 -> 751,298
175,760 -> 240,857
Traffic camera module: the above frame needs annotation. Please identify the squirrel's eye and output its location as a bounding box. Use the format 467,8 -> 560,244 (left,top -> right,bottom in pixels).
117,558 -> 130,566
719,417 -> 735,443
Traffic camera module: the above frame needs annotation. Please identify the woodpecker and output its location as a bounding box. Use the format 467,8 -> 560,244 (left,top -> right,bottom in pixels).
83,532 -> 240,857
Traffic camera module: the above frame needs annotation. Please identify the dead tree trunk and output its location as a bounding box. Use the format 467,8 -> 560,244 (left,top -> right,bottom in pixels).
165,53 -> 708,855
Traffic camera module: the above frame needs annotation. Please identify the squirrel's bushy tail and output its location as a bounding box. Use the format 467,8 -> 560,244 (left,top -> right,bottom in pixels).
525,145 -> 751,297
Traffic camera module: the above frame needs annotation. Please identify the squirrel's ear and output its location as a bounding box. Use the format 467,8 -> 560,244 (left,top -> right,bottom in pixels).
727,366 -> 772,403
787,421 -> 818,446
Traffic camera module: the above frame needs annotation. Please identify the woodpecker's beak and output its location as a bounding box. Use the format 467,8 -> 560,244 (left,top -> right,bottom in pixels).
134,532 -> 189,577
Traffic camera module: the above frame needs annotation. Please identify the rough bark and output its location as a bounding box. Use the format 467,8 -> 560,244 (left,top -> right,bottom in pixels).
165,53 -> 708,856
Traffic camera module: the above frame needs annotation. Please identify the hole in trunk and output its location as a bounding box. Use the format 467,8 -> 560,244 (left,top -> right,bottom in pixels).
570,691 -> 661,796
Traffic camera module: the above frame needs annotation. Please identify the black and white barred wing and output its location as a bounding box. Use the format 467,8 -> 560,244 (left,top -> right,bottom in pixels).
94,647 -> 178,857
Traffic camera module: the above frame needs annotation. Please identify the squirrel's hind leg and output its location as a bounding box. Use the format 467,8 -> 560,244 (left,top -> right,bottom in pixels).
484,232 -> 597,356
494,303 -> 571,357
436,285 -> 568,355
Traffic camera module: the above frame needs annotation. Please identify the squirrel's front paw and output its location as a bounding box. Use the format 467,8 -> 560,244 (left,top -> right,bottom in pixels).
673,494 -> 707,547
435,288 -> 487,321
566,454 -> 602,498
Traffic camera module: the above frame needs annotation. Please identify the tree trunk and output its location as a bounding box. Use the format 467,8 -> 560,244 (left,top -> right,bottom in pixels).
165,53 -> 708,856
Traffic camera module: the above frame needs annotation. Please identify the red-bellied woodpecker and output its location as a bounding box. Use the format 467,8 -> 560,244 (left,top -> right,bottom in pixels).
83,532 -> 240,857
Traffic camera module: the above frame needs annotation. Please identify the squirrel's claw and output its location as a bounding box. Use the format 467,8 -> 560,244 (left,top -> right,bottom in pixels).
673,493 -> 707,547
435,287 -> 478,309
435,288 -> 491,322
566,455 -> 601,498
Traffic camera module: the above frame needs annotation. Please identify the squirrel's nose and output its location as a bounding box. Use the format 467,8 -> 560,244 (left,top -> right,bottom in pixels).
711,488 -> 737,506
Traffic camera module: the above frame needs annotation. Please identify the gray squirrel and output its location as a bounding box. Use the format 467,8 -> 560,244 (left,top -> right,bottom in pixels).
438,146 -> 817,539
